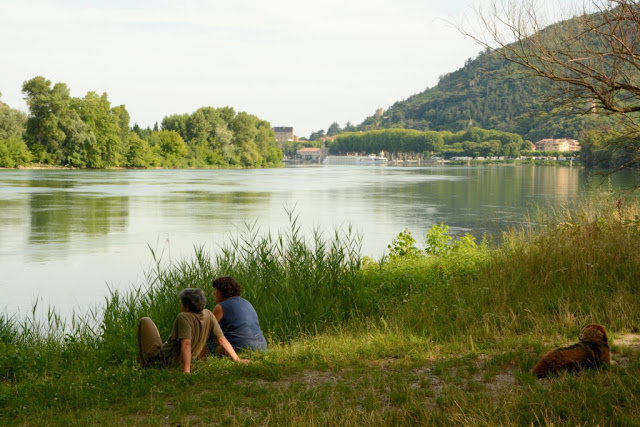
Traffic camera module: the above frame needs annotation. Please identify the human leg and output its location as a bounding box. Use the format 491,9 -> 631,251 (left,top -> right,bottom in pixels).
137,317 -> 162,366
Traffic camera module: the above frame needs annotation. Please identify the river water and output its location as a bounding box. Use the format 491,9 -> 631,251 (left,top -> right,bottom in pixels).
0,165 -> 637,318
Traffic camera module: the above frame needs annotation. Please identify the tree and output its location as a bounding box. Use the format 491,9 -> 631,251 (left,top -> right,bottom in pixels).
151,130 -> 188,167
112,105 -> 130,155
74,91 -> 125,167
0,136 -> 32,167
162,113 -> 189,141
126,133 -> 153,167
230,112 -> 262,167
464,0 -> 640,170
0,94 -> 27,140
326,122 -> 343,137
344,121 -> 357,132
309,129 -> 326,141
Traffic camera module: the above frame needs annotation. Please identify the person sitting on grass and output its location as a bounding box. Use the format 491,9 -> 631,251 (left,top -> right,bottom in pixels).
205,276 -> 267,356
137,287 -> 249,373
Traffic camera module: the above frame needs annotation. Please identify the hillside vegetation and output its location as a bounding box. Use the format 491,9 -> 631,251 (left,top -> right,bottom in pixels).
357,52 -> 618,143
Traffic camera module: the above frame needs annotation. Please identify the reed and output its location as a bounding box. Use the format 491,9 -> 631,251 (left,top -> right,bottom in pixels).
213,211 -> 367,340
1,195 -> 639,426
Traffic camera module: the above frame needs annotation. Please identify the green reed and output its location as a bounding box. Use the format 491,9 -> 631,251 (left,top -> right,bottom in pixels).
0,209 -> 371,381
213,211 -> 366,340
381,192 -> 640,346
1,194 -> 640,425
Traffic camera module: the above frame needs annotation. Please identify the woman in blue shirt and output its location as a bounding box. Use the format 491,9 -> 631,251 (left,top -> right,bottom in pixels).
206,276 -> 267,355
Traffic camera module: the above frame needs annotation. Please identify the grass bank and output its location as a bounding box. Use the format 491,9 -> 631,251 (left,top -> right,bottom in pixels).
1,195 -> 640,425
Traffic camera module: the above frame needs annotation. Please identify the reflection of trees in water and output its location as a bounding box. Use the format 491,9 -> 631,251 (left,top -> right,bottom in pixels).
28,192 -> 129,243
324,166 -> 588,235
0,199 -> 28,249
158,190 -> 271,221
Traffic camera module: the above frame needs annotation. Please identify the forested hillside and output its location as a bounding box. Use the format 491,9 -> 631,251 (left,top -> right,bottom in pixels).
357,51 -> 617,142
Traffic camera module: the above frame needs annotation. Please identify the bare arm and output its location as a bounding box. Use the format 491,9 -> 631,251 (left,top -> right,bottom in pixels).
181,339 -> 192,373
213,304 -> 223,322
217,336 -> 249,365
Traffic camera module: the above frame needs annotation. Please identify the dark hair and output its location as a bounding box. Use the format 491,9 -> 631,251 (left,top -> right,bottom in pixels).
211,276 -> 242,298
179,288 -> 207,313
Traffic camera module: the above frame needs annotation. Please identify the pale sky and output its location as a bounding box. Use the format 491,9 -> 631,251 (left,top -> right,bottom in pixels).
0,0 -> 482,138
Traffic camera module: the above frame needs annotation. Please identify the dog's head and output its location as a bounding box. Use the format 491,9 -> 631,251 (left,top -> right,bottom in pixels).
579,324 -> 608,346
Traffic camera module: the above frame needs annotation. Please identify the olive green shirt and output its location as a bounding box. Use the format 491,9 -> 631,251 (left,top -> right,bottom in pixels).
159,309 -> 223,365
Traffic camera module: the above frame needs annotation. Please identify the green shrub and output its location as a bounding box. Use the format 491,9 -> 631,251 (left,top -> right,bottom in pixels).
0,137 -> 32,167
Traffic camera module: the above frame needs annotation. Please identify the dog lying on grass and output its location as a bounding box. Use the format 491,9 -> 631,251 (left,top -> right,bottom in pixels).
531,324 -> 611,378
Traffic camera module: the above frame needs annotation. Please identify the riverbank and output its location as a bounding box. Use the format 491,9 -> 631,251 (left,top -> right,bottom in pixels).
1,159 -> 583,170
1,194 -> 639,425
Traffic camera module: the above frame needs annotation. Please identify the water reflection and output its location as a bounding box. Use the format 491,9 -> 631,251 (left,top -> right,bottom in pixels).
0,166 -> 637,318
28,193 -> 130,245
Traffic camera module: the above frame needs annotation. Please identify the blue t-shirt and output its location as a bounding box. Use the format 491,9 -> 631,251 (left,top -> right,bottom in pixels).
208,297 -> 267,353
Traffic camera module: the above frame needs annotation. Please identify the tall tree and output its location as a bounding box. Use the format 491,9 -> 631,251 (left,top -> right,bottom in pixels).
0,93 -> 27,140
326,122 -> 342,137
74,91 -> 125,167
230,112 -> 262,166
150,130 -> 188,167
309,129 -> 326,140
22,76 -> 89,165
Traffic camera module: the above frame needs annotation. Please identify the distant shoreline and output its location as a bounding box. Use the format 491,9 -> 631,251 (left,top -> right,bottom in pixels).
0,160 -> 583,171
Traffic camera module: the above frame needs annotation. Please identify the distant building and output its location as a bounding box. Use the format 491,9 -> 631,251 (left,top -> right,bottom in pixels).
296,147 -> 328,162
272,127 -> 297,145
534,138 -> 581,152
296,147 -> 322,159
374,108 -> 384,119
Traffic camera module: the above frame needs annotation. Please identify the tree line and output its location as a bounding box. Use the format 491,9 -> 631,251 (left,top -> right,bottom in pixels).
330,127 -> 529,159
0,77 -> 282,168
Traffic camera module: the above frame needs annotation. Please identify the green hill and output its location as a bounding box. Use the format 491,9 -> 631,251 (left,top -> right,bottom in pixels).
358,49 -> 616,142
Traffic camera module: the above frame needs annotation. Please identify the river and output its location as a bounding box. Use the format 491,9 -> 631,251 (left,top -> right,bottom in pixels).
0,165 -> 637,318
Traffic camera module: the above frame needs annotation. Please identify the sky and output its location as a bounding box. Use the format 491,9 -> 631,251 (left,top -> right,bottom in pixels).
0,0 -> 483,138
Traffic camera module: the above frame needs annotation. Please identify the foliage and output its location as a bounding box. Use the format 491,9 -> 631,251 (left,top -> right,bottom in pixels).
161,106 -> 282,168
0,95 -> 26,140
353,42 -> 622,160
21,77 -> 129,168
2,196 -> 640,425
329,126 -> 530,158
150,130 -> 188,167
7,77 -> 282,169
309,129 -> 326,141
125,133 -> 153,167
281,139 -> 322,156
580,130 -> 640,170
387,229 -> 420,259
331,128 -> 444,156
463,0 -> 640,170
425,223 -> 452,256
0,137 -> 32,167
326,122 -> 342,137
213,215 -> 366,339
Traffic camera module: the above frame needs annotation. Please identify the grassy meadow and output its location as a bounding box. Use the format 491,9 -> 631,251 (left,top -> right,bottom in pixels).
1,194 -> 640,426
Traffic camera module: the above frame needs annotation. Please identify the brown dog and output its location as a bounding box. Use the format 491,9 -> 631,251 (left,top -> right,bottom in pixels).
531,324 -> 611,378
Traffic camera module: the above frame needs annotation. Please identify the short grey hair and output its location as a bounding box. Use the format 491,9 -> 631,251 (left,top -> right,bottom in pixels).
179,288 -> 207,313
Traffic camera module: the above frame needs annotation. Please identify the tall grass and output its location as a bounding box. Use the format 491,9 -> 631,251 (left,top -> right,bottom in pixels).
2,194 -> 639,385
382,193 -> 640,344
1,211 -> 369,380
213,211 -> 366,340
2,194 -> 640,425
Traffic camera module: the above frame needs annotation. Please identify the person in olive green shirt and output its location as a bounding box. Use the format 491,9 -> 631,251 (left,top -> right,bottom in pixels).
137,288 -> 249,373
